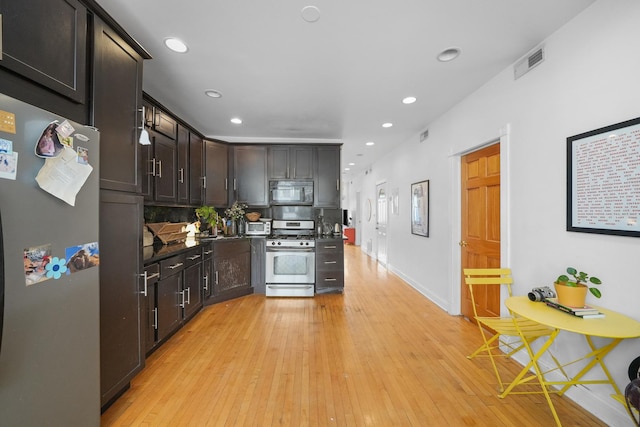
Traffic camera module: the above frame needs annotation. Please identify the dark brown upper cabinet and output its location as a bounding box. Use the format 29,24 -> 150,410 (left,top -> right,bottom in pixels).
268,146 -> 313,179
153,108 -> 177,140
0,0 -> 87,103
204,139 -> 229,208
141,129 -> 177,203
189,133 -> 204,206
176,126 -> 189,205
94,18 -> 144,193
314,145 -> 341,208
233,145 -> 268,207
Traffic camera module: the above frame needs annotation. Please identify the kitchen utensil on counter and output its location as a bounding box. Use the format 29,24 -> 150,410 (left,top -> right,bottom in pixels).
146,222 -> 189,244
334,223 -> 341,235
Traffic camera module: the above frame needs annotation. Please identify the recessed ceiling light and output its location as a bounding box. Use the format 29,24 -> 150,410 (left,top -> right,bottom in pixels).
348,162 -> 355,166
344,167 -> 350,171
365,141 -> 375,146
437,47 -> 461,62
402,96 -> 417,104
205,90 -> 222,98
164,37 -> 189,53
382,122 -> 393,128
301,5 -> 321,23
230,117 -> 242,124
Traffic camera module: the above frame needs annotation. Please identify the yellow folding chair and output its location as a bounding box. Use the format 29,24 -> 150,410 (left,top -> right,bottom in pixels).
464,268 -> 555,392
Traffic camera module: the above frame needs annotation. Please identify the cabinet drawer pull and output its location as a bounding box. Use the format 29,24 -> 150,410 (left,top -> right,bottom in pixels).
203,274 -> 209,291
225,178 -> 228,190
150,158 -> 156,176
186,287 -> 191,305
168,262 -> 184,269
202,176 -> 207,188
324,261 -> 337,264
324,245 -> 337,249
139,271 -> 159,296
187,254 -> 201,260
204,250 -> 213,255
179,168 -> 184,183
215,271 -> 219,285
153,307 -> 158,329
157,160 -> 162,178
324,278 -> 337,282
140,271 -> 148,296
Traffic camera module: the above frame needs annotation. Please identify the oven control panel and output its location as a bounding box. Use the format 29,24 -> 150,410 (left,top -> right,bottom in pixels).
267,239 -> 315,248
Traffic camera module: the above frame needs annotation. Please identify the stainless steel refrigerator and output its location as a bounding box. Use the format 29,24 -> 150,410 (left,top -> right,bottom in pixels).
0,93 -> 100,425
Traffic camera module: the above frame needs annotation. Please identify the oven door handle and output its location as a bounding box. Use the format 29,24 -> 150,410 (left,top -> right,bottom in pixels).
267,285 -> 314,289
266,247 -> 315,253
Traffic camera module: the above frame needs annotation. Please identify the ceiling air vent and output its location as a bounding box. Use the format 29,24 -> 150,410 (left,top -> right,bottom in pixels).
514,45 -> 545,80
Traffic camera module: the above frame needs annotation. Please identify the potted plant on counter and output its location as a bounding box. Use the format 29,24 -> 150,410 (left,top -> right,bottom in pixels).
224,202 -> 247,236
554,267 -> 602,307
195,205 -> 222,236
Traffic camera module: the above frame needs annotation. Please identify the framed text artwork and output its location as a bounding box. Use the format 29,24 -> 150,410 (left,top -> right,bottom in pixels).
411,180 -> 429,237
567,116 -> 640,237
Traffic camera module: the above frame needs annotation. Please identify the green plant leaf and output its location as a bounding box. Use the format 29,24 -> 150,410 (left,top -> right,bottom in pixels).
590,277 -> 602,285
558,275 -> 569,283
589,288 -> 602,298
567,267 -> 577,275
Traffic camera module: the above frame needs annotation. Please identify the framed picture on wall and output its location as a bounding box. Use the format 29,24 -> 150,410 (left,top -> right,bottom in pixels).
567,116 -> 640,237
411,180 -> 429,237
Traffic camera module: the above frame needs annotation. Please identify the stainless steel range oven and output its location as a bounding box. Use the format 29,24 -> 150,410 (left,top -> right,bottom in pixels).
265,220 -> 315,297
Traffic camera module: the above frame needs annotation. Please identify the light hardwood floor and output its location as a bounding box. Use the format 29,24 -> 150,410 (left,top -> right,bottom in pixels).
102,245 -> 607,426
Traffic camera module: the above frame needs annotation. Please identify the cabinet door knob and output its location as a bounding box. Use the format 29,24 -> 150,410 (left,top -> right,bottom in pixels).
459,241 -> 468,247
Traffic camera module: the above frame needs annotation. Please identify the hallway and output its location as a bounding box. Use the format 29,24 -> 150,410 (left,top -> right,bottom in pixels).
102,245 -> 606,426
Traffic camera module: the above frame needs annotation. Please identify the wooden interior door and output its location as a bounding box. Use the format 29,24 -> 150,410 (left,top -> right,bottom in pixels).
460,143 -> 501,321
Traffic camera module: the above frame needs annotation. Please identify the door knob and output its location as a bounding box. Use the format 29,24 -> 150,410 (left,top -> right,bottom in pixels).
459,241 -> 468,247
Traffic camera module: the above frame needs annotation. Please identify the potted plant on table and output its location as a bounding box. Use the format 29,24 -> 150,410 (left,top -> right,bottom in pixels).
195,205 -> 222,236
554,267 -> 602,307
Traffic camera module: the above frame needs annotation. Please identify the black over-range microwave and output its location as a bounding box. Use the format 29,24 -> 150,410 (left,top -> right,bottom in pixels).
269,180 -> 313,205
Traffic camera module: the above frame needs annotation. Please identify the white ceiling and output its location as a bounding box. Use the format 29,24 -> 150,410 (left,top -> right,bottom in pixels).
96,0 -> 595,177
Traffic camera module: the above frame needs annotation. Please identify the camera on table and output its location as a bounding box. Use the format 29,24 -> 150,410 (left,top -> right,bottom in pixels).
527,286 -> 556,302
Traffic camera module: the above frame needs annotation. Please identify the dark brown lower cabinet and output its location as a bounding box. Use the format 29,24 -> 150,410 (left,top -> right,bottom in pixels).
182,251 -> 203,320
142,263 -> 160,354
315,238 -> 345,294
99,190 -> 144,409
206,239 -> 253,304
143,248 -> 203,354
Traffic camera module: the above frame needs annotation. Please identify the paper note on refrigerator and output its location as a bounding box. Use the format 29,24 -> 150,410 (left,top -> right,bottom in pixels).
35,146 -> 93,206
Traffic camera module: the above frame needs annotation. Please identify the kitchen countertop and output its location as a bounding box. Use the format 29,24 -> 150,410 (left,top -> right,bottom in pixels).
144,233 -> 347,264
315,234 -> 348,240
143,235 -> 250,264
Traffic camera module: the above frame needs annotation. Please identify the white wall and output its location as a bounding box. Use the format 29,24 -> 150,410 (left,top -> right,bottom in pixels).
348,1 -> 640,425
